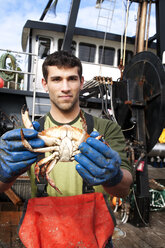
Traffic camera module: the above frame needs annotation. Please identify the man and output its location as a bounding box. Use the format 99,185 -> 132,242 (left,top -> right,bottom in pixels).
0,51 -> 132,247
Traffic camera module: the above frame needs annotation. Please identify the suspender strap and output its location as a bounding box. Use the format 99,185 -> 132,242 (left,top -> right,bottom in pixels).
83,112 -> 95,194
84,112 -> 94,135
35,115 -> 48,197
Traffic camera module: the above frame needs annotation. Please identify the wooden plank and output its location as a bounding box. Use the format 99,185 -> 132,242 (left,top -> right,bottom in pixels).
113,224 -> 152,248
130,225 -> 164,248
113,211 -> 165,248
0,211 -> 22,225
147,212 -> 165,243
4,188 -> 22,205
0,202 -> 23,211
0,211 -> 24,248
148,166 -> 165,180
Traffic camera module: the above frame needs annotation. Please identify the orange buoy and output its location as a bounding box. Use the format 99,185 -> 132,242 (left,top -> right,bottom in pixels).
0,77 -> 4,88
112,197 -> 122,207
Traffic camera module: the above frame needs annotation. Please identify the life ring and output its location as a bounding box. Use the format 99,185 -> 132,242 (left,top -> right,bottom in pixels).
0,53 -> 16,81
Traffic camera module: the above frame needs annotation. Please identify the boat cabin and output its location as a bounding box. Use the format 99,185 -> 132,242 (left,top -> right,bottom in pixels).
21,20 -> 156,93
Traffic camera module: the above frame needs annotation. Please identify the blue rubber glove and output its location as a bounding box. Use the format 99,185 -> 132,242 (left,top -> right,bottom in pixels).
75,131 -> 123,187
32,121 -> 40,131
0,128 -> 44,183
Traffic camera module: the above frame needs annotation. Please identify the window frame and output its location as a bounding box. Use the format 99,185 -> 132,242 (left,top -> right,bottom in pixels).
37,36 -> 52,59
98,46 -> 115,66
78,42 -> 96,63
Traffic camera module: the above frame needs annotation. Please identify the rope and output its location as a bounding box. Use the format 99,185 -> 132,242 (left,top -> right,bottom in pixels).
123,0 -> 130,67
118,0 -> 125,80
145,1 -> 152,51
0,53 -> 16,81
134,3 -> 141,55
132,187 -> 149,226
120,0 -> 124,61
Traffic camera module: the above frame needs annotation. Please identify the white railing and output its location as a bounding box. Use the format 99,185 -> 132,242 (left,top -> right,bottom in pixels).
0,48 -> 38,91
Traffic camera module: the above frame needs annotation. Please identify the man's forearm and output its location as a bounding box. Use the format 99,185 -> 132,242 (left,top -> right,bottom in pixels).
103,169 -> 133,198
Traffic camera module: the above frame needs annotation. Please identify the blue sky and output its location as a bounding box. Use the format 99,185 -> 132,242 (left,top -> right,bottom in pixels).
0,0 -> 156,52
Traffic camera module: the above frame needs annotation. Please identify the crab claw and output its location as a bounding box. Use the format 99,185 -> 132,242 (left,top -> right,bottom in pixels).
21,105 -> 34,129
20,129 -> 35,152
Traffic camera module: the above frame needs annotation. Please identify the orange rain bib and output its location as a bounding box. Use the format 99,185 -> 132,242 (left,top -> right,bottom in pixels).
19,193 -> 115,248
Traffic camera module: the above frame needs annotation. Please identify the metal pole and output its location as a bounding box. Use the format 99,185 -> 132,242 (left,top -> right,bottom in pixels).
39,0 -> 54,21
62,0 -> 81,52
137,0 -> 148,53
134,3 -> 141,55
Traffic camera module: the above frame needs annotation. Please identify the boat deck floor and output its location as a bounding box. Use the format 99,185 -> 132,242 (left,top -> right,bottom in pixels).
0,166 -> 165,248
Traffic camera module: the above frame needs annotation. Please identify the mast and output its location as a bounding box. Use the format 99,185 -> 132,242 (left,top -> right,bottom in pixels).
134,0 -> 149,54
62,0 -> 81,51
137,0 -> 148,53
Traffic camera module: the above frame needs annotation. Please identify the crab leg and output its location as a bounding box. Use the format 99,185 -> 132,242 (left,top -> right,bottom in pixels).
34,152 -> 59,180
45,159 -> 62,195
35,160 -> 62,195
37,152 -> 59,166
34,151 -> 62,194
21,129 -> 59,153
34,161 -> 49,182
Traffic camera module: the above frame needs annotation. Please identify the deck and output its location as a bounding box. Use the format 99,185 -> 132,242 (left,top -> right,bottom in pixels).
0,166 -> 165,248
113,211 -> 165,248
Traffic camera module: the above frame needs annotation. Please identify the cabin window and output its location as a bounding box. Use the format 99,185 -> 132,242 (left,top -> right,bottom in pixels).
117,49 -> 133,66
38,37 -> 51,59
98,46 -> 115,65
79,43 -> 96,62
58,39 -> 76,55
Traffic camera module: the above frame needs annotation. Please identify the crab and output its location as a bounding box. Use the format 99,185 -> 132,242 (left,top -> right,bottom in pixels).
20,106 -> 93,194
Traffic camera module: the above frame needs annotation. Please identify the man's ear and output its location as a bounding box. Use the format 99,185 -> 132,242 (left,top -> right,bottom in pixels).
42,78 -> 48,93
80,76 -> 84,90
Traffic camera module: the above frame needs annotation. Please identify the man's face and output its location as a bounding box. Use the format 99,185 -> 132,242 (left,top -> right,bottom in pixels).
42,66 -> 84,112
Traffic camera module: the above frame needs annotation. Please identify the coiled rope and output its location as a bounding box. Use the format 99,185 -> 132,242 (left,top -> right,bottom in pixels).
0,53 -> 16,81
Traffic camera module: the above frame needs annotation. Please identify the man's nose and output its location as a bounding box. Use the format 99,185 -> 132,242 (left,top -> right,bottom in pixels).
61,80 -> 70,91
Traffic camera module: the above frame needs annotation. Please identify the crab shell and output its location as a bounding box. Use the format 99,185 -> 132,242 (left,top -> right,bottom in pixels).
37,125 -> 89,148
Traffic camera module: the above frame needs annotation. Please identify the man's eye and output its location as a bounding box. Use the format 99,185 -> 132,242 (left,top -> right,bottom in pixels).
52,77 -> 61,82
70,76 -> 78,81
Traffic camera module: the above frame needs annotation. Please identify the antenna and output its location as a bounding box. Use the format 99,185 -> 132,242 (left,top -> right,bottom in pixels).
39,0 -> 58,21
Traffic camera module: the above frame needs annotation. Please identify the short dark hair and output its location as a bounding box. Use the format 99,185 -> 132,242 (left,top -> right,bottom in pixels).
42,50 -> 82,82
